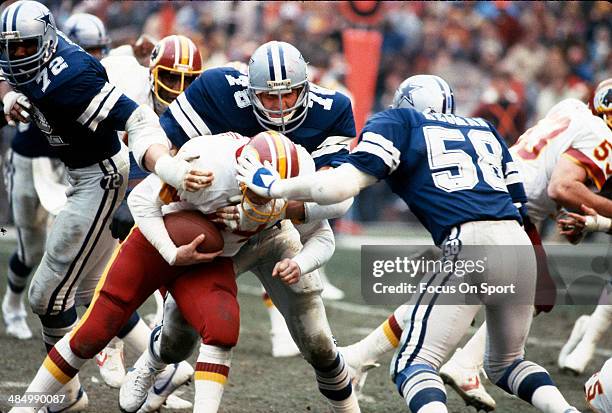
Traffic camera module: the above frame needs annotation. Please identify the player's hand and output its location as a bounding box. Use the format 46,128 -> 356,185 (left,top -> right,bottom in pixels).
212,205 -> 240,231
3,91 -> 31,126
236,149 -> 279,198
110,199 -> 134,241
184,170 -> 214,192
272,258 -> 301,285
174,234 -> 223,266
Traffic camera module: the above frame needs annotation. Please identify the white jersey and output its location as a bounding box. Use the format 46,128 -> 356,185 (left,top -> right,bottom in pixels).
510,99 -> 612,224
101,54 -> 152,107
586,358 -> 612,413
128,133 -> 316,258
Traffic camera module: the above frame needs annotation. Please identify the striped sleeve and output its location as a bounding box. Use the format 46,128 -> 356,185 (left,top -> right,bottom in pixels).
76,82 -> 126,132
564,147 -> 608,190
311,135 -> 352,169
496,127 -> 527,204
347,130 -> 401,179
161,75 -> 213,148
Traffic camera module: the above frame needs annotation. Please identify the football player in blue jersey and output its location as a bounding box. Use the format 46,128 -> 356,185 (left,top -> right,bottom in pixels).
2,11 -> 115,342
238,76 -> 582,413
1,10 -> 115,345
121,41 -> 361,413
0,2 -> 205,411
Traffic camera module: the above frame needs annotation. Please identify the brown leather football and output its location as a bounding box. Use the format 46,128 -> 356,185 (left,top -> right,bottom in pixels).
163,210 -> 224,253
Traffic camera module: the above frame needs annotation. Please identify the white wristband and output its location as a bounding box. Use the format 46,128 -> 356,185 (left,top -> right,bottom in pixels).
584,215 -> 612,233
154,154 -> 190,190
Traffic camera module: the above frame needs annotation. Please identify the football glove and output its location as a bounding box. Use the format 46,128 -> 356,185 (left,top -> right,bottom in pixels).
235,149 -> 280,198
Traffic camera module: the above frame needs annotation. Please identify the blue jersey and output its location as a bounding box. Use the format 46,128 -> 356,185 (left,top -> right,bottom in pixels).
159,67 -> 355,169
11,122 -> 59,158
15,33 -> 138,168
347,108 -> 526,245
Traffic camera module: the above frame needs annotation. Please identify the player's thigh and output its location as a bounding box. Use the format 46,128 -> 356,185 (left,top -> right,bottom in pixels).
168,258 -> 239,346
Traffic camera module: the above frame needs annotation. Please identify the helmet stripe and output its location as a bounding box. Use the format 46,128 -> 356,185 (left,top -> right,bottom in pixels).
269,42 -> 283,82
188,38 -> 194,67
2,7 -> 8,32
179,36 -> 189,66
173,35 -> 180,68
278,43 -> 287,79
263,132 -> 278,172
431,76 -> 447,114
266,44 -> 275,82
272,132 -> 287,179
11,2 -> 24,33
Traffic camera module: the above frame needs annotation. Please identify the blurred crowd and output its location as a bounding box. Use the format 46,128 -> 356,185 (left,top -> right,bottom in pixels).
1,1 -> 610,225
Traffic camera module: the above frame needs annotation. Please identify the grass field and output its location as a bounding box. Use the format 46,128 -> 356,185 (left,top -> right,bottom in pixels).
0,232 -> 610,413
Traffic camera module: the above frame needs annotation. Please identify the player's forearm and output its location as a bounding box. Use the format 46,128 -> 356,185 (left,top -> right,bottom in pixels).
0,80 -> 12,100
127,181 -> 177,264
271,163 -> 375,205
125,104 -> 171,172
548,180 -> 612,217
293,220 -> 335,275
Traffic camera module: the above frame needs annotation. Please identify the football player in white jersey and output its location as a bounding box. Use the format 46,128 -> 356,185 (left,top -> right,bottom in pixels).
88,34 -> 203,405
328,76 -> 612,411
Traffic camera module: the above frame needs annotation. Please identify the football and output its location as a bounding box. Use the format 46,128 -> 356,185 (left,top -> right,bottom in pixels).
163,210 -> 224,253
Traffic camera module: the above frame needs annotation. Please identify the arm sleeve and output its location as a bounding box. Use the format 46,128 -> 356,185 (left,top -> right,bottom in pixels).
160,73 -> 214,148
303,198 -> 353,223
311,135 -> 352,170
496,129 -> 528,205
127,175 -> 178,265
55,64 -> 139,132
345,120 -> 403,180
126,105 -> 172,170
293,220 -> 335,275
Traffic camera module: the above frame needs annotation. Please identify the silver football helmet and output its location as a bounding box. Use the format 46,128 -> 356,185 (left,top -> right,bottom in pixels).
247,41 -> 309,133
391,74 -> 455,114
64,13 -> 110,54
0,0 -> 58,87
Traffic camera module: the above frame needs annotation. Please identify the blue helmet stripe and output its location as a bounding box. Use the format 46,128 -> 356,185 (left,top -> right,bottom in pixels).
432,76 -> 447,114
11,2 -> 23,33
278,44 -> 287,79
2,9 -> 7,33
266,44 -> 275,82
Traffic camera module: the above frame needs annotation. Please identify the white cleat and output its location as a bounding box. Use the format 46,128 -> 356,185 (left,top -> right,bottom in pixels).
319,268 -> 346,301
120,353 -> 162,412
440,357 -> 496,412
338,345 -> 380,401
2,293 -> 33,340
137,361 -> 193,412
96,341 -> 126,388
157,393 -> 193,410
558,315 -> 591,373
38,386 -> 89,413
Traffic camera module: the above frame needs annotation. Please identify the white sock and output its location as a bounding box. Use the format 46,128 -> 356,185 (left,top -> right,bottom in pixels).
415,402 -> 447,413
3,288 -> 24,309
194,344 -> 232,413
121,318 -> 151,354
530,385 -> 572,413
348,305 -> 409,364
582,305 -> 612,344
146,327 -> 168,371
452,322 -> 486,369
23,335 -> 85,408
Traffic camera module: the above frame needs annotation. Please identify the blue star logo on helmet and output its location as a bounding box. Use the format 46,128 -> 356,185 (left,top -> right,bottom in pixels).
35,13 -> 53,34
401,83 -> 422,107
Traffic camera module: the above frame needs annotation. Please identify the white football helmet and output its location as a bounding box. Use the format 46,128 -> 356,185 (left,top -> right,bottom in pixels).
0,0 -> 58,86
63,13 -> 110,54
247,41 -> 309,133
391,74 -> 455,114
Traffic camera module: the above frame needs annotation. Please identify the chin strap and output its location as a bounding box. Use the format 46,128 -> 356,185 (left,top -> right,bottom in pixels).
240,184 -> 287,224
